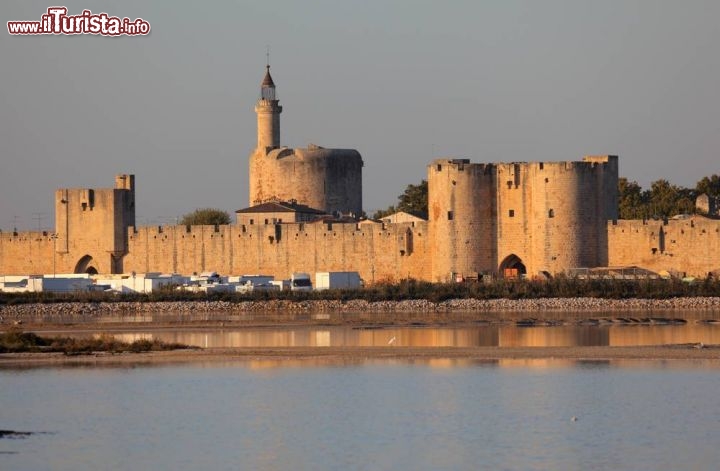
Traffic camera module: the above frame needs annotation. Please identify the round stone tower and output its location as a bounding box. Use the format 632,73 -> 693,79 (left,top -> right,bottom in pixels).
428,159 -> 497,282
248,65 -> 363,215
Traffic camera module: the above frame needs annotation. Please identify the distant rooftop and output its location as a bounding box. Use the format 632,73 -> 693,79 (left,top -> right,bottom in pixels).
235,200 -> 327,215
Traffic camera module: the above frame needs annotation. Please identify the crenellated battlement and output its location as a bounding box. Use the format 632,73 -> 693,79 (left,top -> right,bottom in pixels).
0,230 -> 54,242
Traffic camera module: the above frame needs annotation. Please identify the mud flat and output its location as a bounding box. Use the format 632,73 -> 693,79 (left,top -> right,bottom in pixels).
2,344 -> 720,367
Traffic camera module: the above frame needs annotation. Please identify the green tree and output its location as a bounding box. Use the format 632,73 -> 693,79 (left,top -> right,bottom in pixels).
618,178 -> 648,219
646,179 -> 696,219
397,179 -> 428,216
373,180 -> 428,219
180,208 -> 231,226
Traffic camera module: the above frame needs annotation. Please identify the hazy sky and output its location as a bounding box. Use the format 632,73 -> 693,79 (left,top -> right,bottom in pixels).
2,0 -> 719,230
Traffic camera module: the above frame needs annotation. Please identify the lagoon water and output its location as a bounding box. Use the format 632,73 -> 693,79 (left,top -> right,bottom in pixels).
39,322 -> 720,348
2,360 -> 720,471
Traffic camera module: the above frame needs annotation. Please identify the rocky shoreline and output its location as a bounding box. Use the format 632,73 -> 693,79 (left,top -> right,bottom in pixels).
2,296 -> 720,321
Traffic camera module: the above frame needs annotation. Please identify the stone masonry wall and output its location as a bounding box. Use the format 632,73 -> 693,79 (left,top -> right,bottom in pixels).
429,156 -> 617,280
249,147 -> 363,215
608,217 -> 720,277
121,221 -> 431,283
496,157 -> 616,277
0,231 -> 58,275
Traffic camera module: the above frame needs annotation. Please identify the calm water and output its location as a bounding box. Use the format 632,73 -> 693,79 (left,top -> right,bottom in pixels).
2,360 -> 720,471
39,323 -> 720,348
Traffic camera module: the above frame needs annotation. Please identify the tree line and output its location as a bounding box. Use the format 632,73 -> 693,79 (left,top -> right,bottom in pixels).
372,174 -> 720,221
178,174 -> 720,224
619,174 -> 720,219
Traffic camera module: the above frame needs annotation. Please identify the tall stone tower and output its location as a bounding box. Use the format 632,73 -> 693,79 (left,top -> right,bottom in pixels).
248,64 -> 364,215
255,65 -> 282,150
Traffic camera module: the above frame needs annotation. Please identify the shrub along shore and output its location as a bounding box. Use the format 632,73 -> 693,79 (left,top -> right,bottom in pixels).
2,277 -> 720,304
1,278 -> 720,318
0,327 -> 192,354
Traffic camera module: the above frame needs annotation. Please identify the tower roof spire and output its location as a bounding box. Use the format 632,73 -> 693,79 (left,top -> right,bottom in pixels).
261,65 -> 275,88
260,48 -> 277,101
262,46 -> 275,89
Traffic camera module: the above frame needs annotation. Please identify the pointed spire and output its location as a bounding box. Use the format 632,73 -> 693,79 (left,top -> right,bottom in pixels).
261,46 -> 275,89
260,57 -> 277,101
261,65 -> 275,88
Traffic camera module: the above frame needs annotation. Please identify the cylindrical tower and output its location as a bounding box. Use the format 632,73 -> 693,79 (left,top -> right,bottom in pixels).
255,65 -> 282,150
428,159 -> 496,282
526,157 -> 618,275
248,64 -> 363,214
531,162 -> 587,273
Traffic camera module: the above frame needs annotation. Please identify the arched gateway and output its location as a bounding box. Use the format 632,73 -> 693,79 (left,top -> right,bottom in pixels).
74,255 -> 99,275
499,254 -> 526,279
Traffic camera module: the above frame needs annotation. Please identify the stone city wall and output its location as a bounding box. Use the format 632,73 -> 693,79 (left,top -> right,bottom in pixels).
121,220 -> 431,283
608,217 -> 720,277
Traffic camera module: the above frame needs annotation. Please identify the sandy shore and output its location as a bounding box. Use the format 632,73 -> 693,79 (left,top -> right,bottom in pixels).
2,344 -> 720,367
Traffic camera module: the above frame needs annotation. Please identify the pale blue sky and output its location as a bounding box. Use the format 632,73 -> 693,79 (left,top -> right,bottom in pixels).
2,0 -> 719,229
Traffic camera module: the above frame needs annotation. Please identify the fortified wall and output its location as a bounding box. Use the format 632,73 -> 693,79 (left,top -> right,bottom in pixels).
3,169 -> 720,280
122,221 -> 428,283
0,175 -> 135,276
3,65 -> 720,281
0,182 -> 428,282
608,217 -> 720,277
0,230 -> 57,276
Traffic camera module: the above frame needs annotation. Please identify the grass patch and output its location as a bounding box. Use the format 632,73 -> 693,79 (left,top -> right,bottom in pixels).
0,327 -> 192,355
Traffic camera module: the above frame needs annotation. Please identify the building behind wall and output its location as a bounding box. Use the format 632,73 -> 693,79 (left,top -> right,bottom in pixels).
696,194 -> 719,217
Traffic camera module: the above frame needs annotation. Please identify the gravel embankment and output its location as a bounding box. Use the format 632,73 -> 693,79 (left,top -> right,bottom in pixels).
2,296 -> 720,321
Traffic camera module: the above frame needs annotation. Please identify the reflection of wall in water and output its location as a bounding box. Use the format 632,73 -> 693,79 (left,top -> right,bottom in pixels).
498,327 -> 610,347
498,359 -> 581,368
105,325 -> 720,349
608,326 -> 720,346
110,327 -> 504,348
357,328 -> 499,347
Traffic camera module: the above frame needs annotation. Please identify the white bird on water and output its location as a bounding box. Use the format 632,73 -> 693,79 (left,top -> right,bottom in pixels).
388,336 -> 397,345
